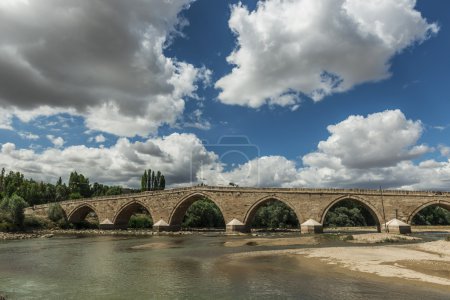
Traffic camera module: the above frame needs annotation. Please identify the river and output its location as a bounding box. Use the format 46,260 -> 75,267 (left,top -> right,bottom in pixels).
0,234 -> 448,299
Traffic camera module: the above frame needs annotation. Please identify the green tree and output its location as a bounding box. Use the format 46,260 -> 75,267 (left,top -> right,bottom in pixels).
251,200 -> 299,229
0,194 -> 28,229
55,184 -> 69,201
412,206 -> 450,225
105,186 -> 123,196
182,198 -> 225,228
141,169 -> 166,191
68,171 -> 91,198
324,200 -> 376,227
48,203 -> 67,223
141,170 -> 148,191
128,214 -> 153,228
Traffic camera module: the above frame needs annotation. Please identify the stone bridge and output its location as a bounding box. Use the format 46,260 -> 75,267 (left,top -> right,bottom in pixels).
25,186 -> 450,233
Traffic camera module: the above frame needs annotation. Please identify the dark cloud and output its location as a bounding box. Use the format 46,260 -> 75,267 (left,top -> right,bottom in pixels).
0,0 -> 204,136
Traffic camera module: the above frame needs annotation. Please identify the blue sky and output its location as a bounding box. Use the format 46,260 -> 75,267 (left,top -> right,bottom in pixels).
0,0 -> 449,190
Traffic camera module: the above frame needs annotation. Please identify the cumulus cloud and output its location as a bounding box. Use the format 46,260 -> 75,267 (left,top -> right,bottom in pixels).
94,134 -> 106,143
0,0 -> 208,137
206,110 -> 450,190
216,0 -> 438,108
439,145 -> 450,158
306,109 -> 431,169
46,135 -> 65,148
0,133 -> 219,188
19,132 -> 39,141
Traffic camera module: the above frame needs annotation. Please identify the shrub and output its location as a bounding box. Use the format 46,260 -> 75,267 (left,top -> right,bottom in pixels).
128,214 -> 153,228
72,220 -> 98,229
0,194 -> 28,229
48,203 -> 67,223
24,215 -> 53,229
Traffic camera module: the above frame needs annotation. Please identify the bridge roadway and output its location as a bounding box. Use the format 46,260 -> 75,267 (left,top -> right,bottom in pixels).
25,186 -> 450,233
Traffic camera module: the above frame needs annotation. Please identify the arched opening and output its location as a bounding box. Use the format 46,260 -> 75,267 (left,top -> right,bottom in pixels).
322,198 -> 381,233
114,202 -> 153,229
68,205 -> 99,229
170,194 -> 225,231
245,198 -> 300,232
411,202 -> 450,227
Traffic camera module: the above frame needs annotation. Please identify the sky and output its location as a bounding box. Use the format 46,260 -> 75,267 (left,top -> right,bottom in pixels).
0,0 -> 449,190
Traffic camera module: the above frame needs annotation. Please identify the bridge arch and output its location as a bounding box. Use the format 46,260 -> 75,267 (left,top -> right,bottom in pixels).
67,203 -> 99,224
407,200 -> 450,224
113,200 -> 153,228
243,195 -> 301,228
168,192 -> 226,227
320,195 -> 383,232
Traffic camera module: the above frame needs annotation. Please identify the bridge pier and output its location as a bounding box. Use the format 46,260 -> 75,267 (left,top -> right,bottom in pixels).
226,219 -> 248,234
152,219 -> 180,232
98,218 -> 115,230
300,219 -> 323,234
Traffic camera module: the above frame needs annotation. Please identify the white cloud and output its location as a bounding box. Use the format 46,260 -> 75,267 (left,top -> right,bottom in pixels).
0,0 -> 208,137
439,145 -> 450,158
19,132 -> 39,140
307,109 -> 431,169
94,134 -> 106,143
0,133 -> 219,188
216,0 -> 438,108
205,110 -> 450,190
180,109 -> 211,130
46,135 -> 65,148
203,156 -> 298,187
0,107 -> 13,130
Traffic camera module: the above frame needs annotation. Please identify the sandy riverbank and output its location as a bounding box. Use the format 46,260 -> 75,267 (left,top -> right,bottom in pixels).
224,234 -> 450,288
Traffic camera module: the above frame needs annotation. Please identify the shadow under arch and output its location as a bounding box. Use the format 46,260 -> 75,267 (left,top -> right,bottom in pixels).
320,195 -> 382,232
168,192 -> 226,228
407,200 -> 450,224
113,200 -> 153,229
67,203 -> 99,224
243,196 -> 301,229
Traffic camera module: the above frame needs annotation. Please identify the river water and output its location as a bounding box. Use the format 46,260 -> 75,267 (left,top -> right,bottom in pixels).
0,234 -> 448,299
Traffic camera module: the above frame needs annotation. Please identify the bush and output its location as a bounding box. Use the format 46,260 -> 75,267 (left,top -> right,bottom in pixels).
48,203 -> 67,222
128,214 -> 153,228
412,206 -> 450,225
69,192 -> 82,200
0,220 -> 14,232
24,215 -> 53,229
0,194 -> 28,229
72,220 -> 98,229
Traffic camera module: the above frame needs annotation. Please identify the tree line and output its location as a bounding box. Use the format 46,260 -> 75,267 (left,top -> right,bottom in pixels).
0,168 -> 167,207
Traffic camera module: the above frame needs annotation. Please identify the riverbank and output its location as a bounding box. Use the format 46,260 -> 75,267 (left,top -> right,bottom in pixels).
224,234 -> 450,288
0,228 -> 222,240
0,232 -> 51,240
